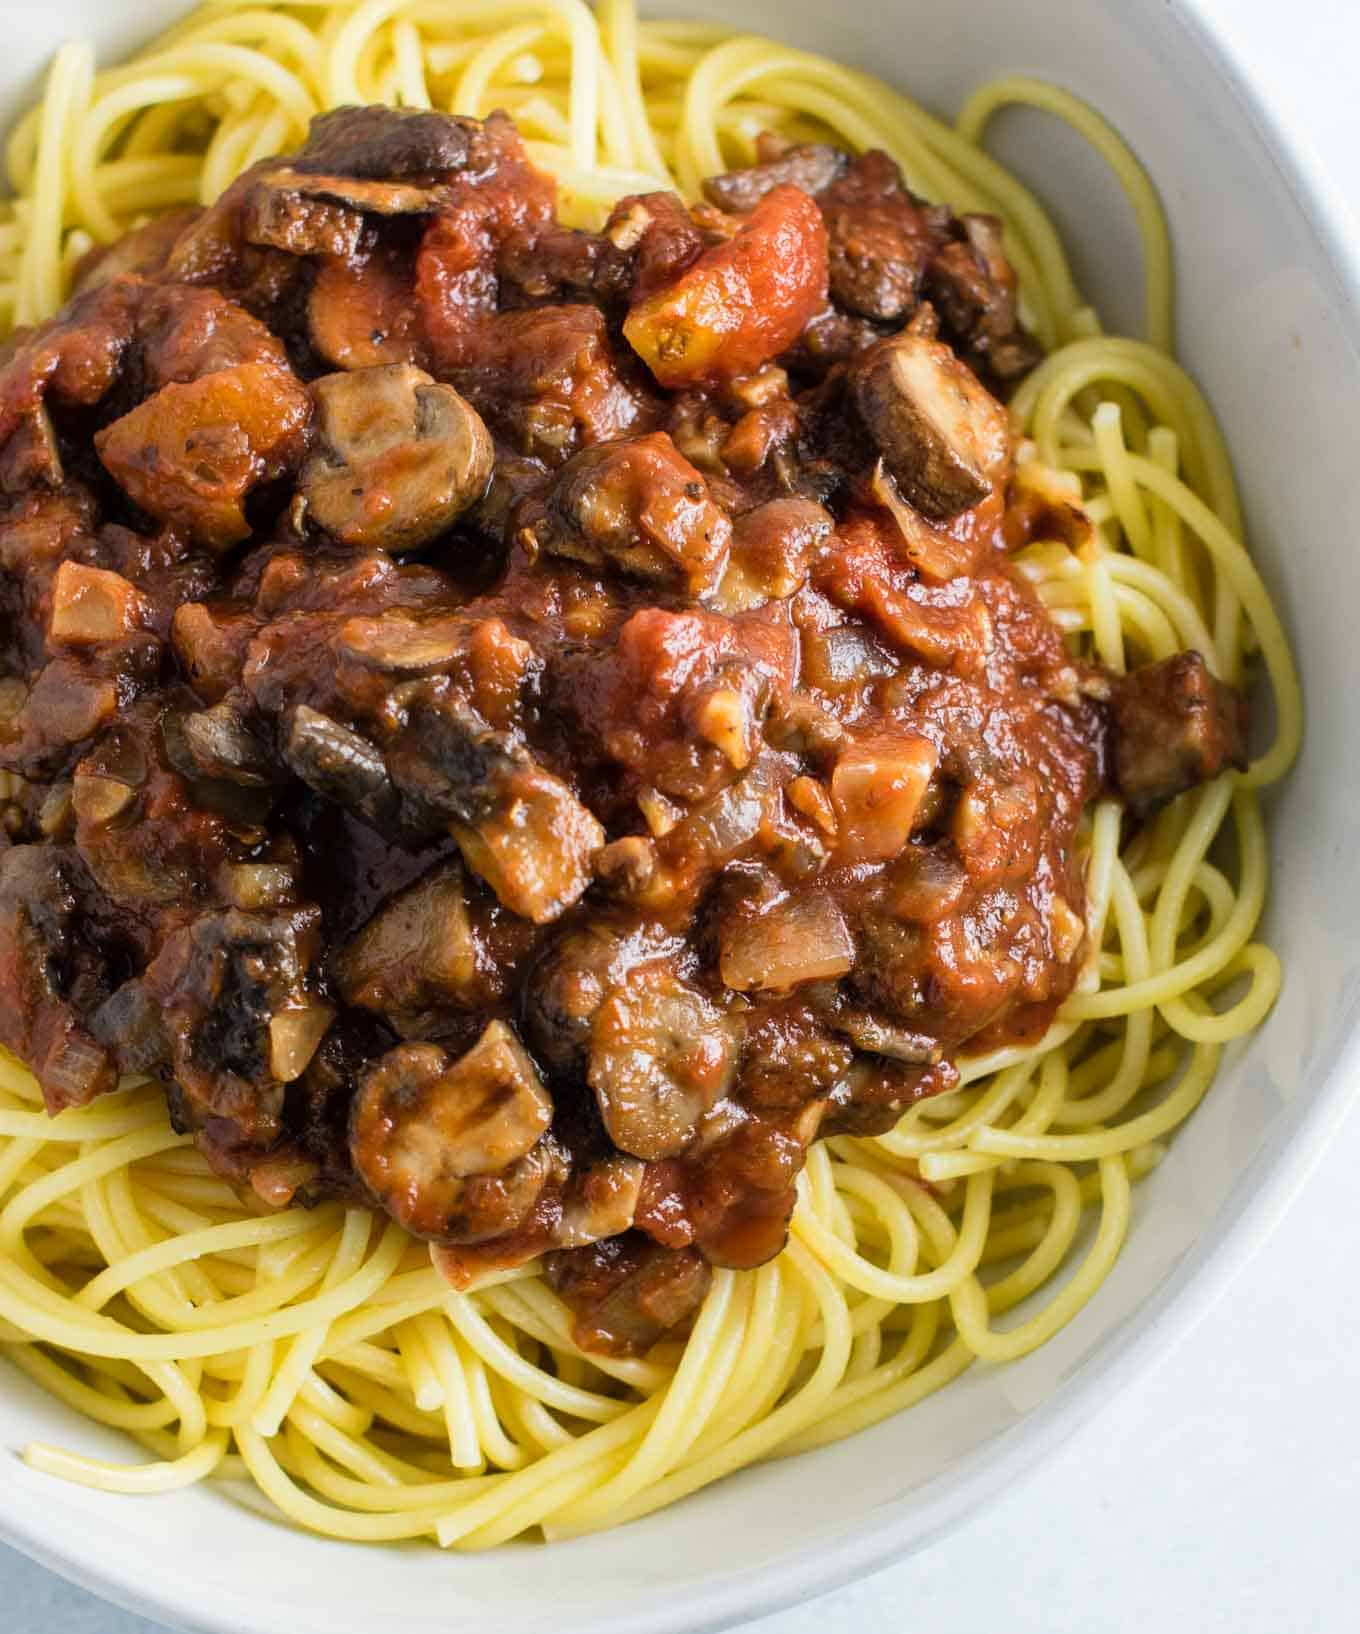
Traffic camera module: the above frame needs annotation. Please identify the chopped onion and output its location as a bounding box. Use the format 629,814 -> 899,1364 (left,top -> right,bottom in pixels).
268,1004 -> 335,1083
721,892 -> 855,992
220,863 -> 297,912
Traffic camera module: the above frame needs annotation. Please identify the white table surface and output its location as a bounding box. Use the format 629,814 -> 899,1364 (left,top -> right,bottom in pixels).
5,0 -> 1358,1628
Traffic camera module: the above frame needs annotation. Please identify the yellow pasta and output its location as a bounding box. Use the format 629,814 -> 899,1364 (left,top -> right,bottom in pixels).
0,0 -> 1299,1547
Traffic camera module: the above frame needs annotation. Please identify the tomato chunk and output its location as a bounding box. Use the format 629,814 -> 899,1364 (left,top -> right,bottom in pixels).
624,185 -> 828,386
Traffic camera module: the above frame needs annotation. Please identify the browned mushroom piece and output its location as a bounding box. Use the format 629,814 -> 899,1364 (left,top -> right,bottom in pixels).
1108,652 -> 1248,815
555,1153 -> 647,1249
172,698 -> 274,786
139,905 -> 330,1142
300,364 -> 494,552
334,611 -> 475,676
849,332 -> 1010,519
334,859 -> 483,1025
701,143 -> 847,212
349,1026 -> 556,1242
718,496 -> 833,611
824,1011 -> 942,1064
544,1235 -> 713,1355
520,923 -> 655,1078
289,104 -> 483,182
241,182 -> 366,261
532,432 -> 732,599
243,168 -> 437,260
0,403 -> 64,492
308,249 -> 422,373
450,763 -> 605,926
588,967 -> 741,1161
0,845 -> 118,1110
384,695 -> 605,923
280,705 -> 404,833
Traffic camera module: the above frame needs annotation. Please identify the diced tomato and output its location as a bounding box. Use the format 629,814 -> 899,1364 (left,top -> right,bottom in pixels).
624,185 -> 829,386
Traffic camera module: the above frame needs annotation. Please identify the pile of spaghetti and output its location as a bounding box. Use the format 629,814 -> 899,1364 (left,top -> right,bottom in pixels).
0,0 -> 1299,1547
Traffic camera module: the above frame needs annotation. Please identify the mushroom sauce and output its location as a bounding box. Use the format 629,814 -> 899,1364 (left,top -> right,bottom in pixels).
0,107 -> 1246,1353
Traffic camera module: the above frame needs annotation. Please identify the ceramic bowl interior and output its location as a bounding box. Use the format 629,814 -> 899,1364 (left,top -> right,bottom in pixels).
1,4 -> 1358,1632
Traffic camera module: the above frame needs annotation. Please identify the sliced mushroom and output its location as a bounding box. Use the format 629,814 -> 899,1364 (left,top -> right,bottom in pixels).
0,404 -> 63,493
0,845 -> 118,1110
139,905 -> 325,1142
386,694 -> 604,924
308,250 -> 422,372
588,968 -> 740,1161
451,767 -> 605,927
718,496 -> 833,613
520,922 -> 663,1078
300,364 -> 494,552
280,705 -> 403,833
290,104 -> 481,182
334,611 -> 473,676
334,860 -> 481,1023
801,623 -> 897,691
90,978 -> 169,1077
173,699 -> 275,786
702,143 -> 847,212
532,432 -> 732,599
241,179 -> 366,259
885,844 -> 967,923
849,333 -> 1011,520
825,1011 -> 942,1064
245,167 -> 435,249
71,770 -> 136,827
350,1029 -> 556,1243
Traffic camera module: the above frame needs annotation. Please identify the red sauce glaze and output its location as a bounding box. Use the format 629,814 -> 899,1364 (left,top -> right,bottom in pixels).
0,107 -> 1247,1353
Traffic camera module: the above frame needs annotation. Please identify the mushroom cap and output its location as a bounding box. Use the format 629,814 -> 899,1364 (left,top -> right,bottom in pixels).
301,363 -> 494,552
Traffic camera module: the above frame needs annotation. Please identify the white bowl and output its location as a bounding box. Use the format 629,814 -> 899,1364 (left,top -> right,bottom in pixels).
3,3 -> 1358,1631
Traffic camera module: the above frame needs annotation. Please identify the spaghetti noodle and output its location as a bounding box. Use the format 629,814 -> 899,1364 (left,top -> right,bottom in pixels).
0,0 -> 1300,1547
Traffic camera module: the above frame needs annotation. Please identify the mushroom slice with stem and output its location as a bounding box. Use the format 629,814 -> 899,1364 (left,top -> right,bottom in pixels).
300,364 -> 494,552
588,968 -> 741,1161
350,1026 -> 556,1243
334,860 -> 481,1023
849,331 -> 1010,520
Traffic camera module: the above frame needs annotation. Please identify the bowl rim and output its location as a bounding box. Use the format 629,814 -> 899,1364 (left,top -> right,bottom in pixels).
3,3 -> 1360,1631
